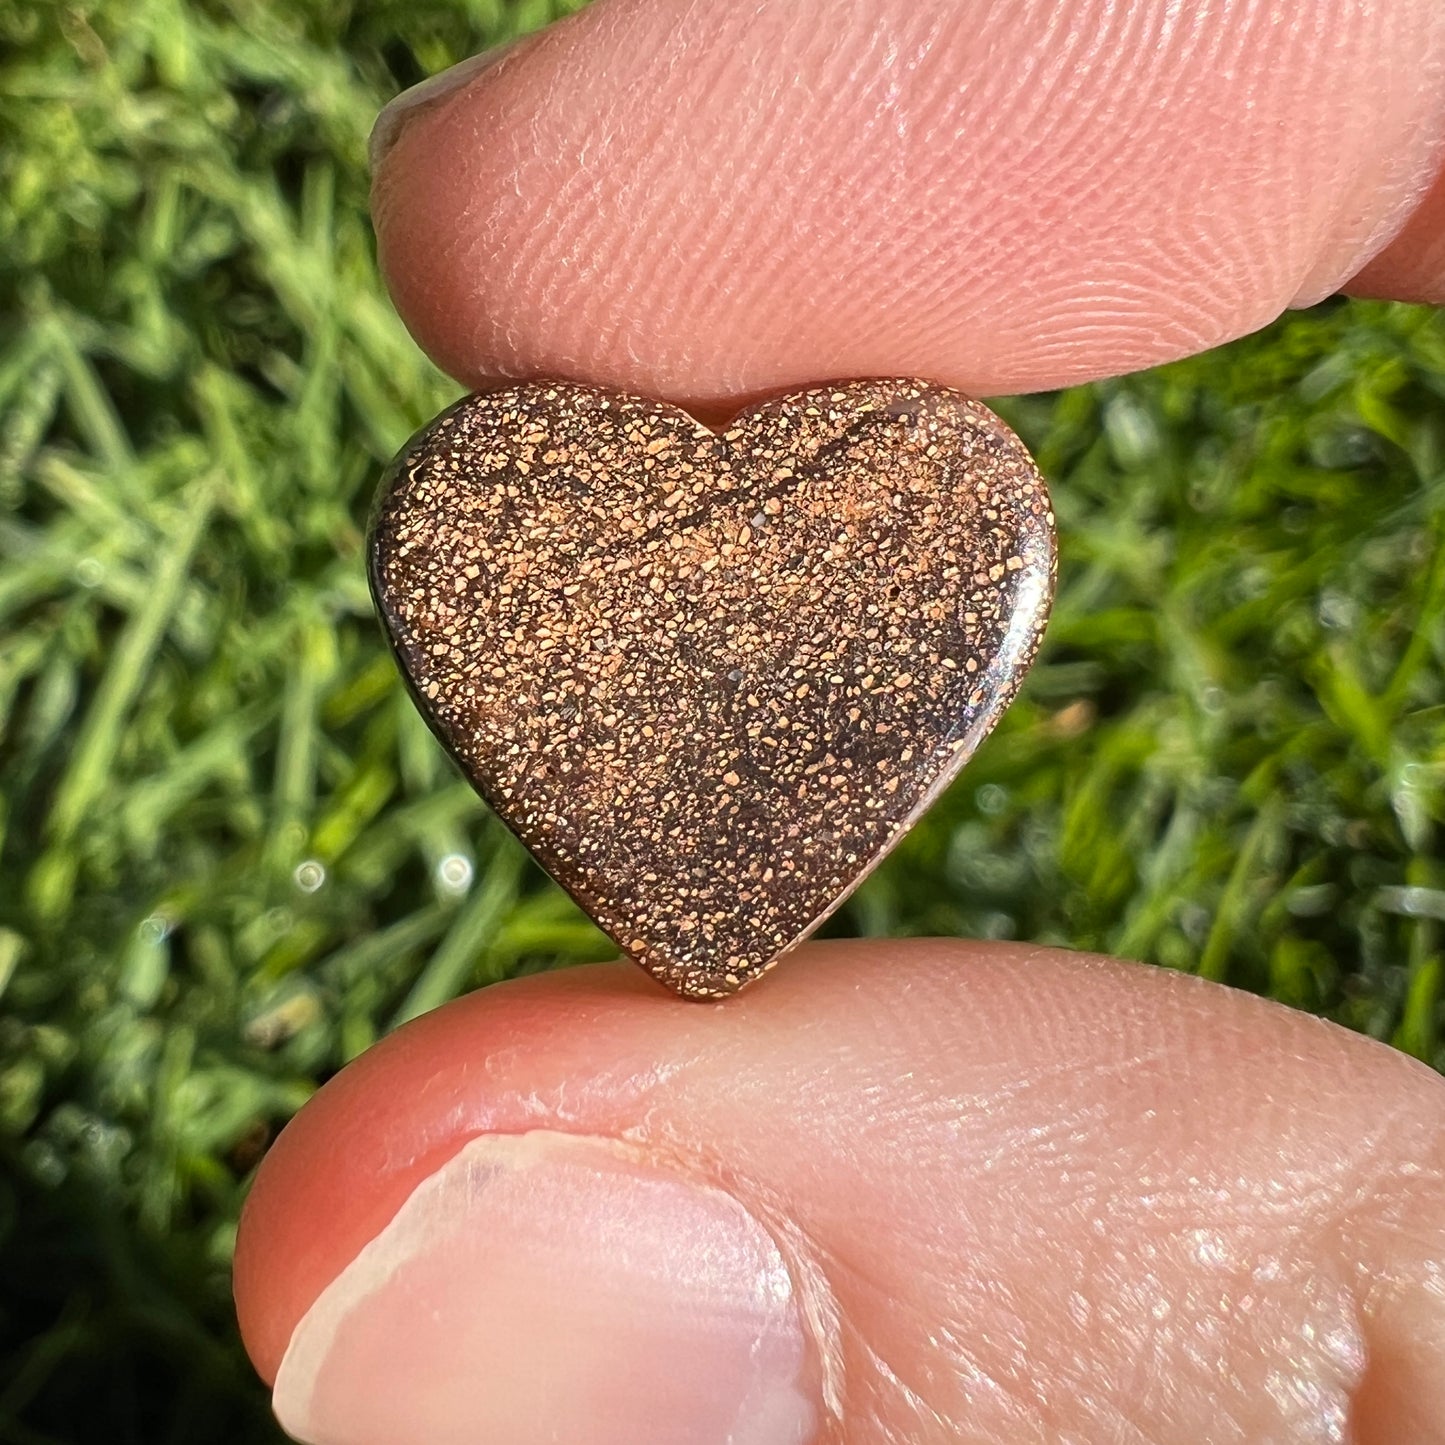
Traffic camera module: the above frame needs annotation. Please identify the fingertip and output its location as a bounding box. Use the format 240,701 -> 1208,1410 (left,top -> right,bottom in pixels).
371,0 -> 1445,403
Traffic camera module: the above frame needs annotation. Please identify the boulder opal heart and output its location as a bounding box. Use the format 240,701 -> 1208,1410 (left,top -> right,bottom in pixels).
370,379 -> 1055,997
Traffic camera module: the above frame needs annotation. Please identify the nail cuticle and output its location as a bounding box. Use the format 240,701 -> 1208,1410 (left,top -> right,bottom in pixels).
616,1139 -> 846,1431
760,1210 -> 848,1430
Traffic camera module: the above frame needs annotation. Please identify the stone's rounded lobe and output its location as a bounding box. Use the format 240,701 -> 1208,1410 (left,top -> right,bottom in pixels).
369,380 -> 1056,998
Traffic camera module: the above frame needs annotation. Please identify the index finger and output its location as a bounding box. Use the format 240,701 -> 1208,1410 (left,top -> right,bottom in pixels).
369,0 -> 1445,410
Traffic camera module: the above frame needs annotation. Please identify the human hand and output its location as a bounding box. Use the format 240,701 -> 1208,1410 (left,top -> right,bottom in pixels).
235,2 -> 1445,1442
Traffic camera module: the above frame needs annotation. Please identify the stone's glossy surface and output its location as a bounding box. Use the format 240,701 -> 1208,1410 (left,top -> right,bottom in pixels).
369,380 -> 1056,998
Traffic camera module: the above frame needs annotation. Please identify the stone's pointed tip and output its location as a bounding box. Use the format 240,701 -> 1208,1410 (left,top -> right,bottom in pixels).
368,379 -> 1054,996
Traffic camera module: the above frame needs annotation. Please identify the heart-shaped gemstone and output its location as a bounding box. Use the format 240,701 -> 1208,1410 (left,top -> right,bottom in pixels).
370,379 -> 1054,997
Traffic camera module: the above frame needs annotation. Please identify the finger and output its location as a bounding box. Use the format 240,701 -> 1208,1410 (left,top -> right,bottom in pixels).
1349,162 -> 1445,303
368,0 -> 1445,409
235,941 -> 1445,1445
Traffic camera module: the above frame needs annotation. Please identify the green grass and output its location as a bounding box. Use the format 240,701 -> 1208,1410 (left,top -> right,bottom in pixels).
2,0 -> 1443,1440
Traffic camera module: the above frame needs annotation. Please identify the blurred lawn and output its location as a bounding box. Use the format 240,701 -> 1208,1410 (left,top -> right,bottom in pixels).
2,0 -> 1444,1440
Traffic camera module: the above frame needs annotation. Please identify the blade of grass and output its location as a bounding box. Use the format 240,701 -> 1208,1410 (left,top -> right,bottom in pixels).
44,484 -> 214,847
390,841 -> 526,1027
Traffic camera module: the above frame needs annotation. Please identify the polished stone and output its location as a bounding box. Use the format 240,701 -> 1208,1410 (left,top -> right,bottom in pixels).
369,379 -> 1055,997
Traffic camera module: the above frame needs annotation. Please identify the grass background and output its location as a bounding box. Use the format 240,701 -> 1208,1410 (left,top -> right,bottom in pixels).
2,0 -> 1444,1439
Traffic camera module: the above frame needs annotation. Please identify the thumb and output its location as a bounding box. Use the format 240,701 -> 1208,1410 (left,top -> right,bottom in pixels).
235,941 -> 1445,1444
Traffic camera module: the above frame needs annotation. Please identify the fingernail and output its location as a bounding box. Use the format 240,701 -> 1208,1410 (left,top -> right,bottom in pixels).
271,1132 -> 822,1445
369,40 -> 525,175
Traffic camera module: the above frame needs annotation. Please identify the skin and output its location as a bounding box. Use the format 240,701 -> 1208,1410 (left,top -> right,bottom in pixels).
235,1 -> 1445,1440
367,0 -> 1445,407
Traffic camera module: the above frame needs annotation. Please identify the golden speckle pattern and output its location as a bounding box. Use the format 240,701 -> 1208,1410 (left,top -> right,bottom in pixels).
369,379 -> 1056,997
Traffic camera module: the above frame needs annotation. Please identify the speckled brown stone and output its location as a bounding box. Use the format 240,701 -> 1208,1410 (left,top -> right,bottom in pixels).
369,379 -> 1055,998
